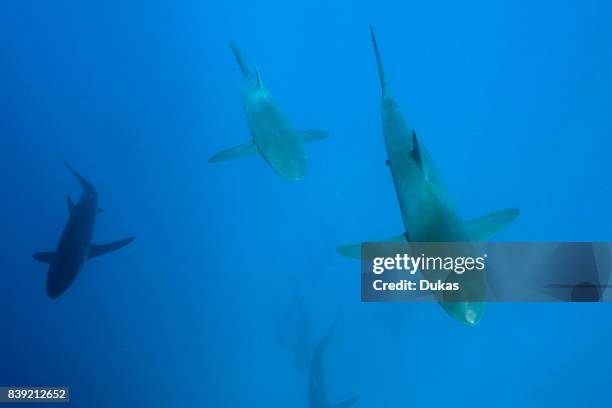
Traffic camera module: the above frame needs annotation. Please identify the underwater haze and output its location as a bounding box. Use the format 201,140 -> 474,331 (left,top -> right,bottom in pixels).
2,0 -> 612,406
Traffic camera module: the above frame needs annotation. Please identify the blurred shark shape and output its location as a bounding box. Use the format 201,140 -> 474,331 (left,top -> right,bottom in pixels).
337,28 -> 519,325
537,243 -> 612,302
33,154 -> 134,298
209,43 -> 328,181
275,293 -> 314,374
308,317 -> 358,408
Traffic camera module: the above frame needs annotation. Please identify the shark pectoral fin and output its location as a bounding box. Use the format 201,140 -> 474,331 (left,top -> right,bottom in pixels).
297,130 -> 329,143
67,196 -> 75,214
337,233 -> 408,259
208,141 -> 258,163
88,238 -> 134,259
333,397 -> 359,408
336,243 -> 364,259
465,208 -> 520,241
33,252 -> 55,263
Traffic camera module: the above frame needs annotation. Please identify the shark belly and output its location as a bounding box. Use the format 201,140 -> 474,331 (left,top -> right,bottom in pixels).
242,83 -> 307,181
383,108 -> 486,325
47,213 -> 94,298
391,162 -> 487,325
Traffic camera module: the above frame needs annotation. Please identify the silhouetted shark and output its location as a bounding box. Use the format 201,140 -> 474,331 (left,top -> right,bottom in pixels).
308,317 -> 357,408
209,43 -> 328,181
275,293 -> 314,374
33,155 -> 134,298
538,243 -> 611,302
338,28 -> 519,325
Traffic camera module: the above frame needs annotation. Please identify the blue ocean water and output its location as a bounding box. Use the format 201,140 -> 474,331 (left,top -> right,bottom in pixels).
1,0 -> 612,406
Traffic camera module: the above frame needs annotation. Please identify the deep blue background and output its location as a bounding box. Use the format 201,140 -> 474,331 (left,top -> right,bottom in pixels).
1,1 -> 612,406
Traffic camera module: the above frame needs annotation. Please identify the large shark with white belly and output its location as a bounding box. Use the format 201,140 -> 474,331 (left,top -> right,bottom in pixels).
338,28 -> 519,326
209,43 -> 328,181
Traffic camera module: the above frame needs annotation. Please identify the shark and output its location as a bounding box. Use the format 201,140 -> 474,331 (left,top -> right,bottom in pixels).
538,243 -> 612,302
275,293 -> 314,374
209,43 -> 328,181
33,155 -> 134,298
308,317 -> 358,408
337,27 -> 519,326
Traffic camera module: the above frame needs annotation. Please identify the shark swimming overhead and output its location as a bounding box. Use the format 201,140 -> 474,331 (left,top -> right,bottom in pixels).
337,27 -> 519,326
308,317 -> 358,408
33,154 -> 134,299
275,292 -> 314,374
538,243 -> 612,302
209,43 -> 328,181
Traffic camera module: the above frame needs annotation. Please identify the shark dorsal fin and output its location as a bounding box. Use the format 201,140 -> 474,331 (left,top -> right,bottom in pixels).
255,67 -> 263,89
411,130 -> 425,174
67,196 -> 75,214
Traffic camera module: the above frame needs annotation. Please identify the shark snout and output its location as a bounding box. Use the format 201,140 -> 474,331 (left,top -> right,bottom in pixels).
267,149 -> 307,181
281,162 -> 307,181
443,301 -> 485,326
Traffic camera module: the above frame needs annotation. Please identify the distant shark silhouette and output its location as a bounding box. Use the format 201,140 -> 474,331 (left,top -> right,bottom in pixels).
275,293 -> 314,374
538,243 -> 612,302
33,155 -> 134,298
209,43 -> 328,181
308,317 -> 357,408
337,28 -> 519,325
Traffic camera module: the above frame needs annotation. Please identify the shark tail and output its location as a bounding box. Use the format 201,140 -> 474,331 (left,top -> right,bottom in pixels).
230,42 -> 250,77
56,152 -> 89,189
370,26 -> 389,98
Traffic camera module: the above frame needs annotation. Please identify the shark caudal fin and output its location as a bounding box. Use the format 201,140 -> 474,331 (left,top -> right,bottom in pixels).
465,208 -> 520,241
209,141 -> 258,163
88,238 -> 134,259
370,26 -> 390,99
57,152 -> 92,190
313,314 -> 358,408
230,43 -> 250,77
